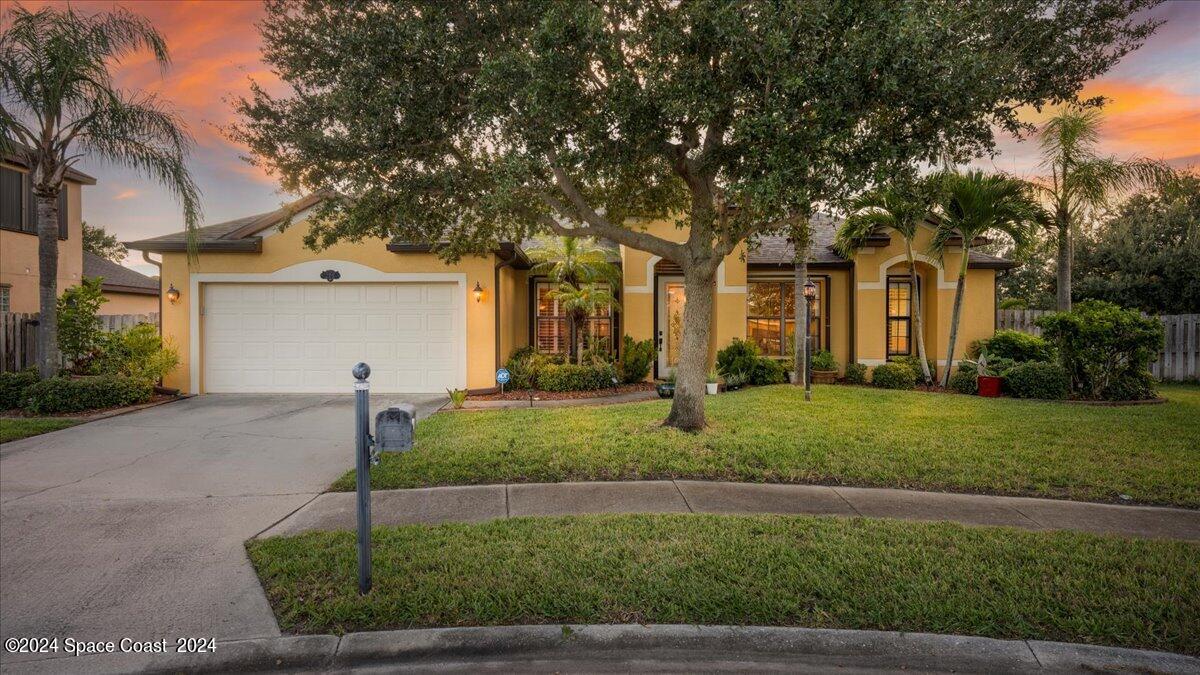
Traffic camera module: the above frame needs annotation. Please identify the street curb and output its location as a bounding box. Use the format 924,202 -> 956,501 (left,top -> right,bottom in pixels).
100,625 -> 1196,673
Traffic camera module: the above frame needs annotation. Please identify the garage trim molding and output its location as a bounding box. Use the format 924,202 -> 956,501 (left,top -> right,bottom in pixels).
190,259 -> 468,393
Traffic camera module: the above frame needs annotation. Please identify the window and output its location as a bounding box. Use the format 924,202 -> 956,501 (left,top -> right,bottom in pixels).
0,286 -> 9,314
747,280 -> 823,357
887,276 -> 917,357
0,166 -> 67,238
534,281 -> 614,354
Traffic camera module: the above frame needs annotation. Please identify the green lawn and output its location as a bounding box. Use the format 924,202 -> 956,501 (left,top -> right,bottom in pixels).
334,383 -> 1200,507
0,417 -> 79,443
247,513 -> 1200,653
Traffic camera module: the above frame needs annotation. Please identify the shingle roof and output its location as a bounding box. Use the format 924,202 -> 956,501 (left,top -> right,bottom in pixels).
747,213 -> 1013,269
125,195 -> 325,253
83,252 -> 159,295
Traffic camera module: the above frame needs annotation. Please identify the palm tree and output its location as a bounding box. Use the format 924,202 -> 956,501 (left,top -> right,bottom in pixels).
0,5 -> 200,378
1034,105 -> 1168,310
527,237 -> 621,360
546,283 -> 621,364
930,171 -> 1039,387
836,180 -> 936,384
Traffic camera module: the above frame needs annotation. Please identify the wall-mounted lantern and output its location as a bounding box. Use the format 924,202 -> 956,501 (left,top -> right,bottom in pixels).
472,281 -> 484,303
166,284 -> 181,304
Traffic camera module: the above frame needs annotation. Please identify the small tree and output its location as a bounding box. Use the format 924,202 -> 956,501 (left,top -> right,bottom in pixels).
930,172 -> 1039,387
1036,300 -> 1163,400
0,4 -> 201,378
836,178 -> 938,384
1033,105 -> 1170,311
83,222 -> 127,263
546,283 -> 621,364
56,276 -> 107,373
527,237 -> 621,361
233,0 -> 1160,430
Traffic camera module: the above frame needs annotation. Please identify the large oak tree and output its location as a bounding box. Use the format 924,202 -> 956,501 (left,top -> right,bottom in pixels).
234,0 -> 1159,430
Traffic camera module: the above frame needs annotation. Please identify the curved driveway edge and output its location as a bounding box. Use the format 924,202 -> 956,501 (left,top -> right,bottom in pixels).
7,624 -> 1197,674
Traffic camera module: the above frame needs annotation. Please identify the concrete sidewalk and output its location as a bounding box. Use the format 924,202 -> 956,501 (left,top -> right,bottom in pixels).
5,624 -> 1197,674
260,480 -> 1200,540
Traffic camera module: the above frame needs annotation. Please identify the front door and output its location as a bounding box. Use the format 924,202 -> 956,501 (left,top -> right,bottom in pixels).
656,276 -> 686,376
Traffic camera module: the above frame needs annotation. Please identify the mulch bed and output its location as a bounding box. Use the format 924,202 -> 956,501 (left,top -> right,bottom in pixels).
470,382 -> 657,401
1,393 -> 183,419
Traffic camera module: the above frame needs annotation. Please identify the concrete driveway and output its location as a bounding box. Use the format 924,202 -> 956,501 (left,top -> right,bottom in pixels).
0,394 -> 444,660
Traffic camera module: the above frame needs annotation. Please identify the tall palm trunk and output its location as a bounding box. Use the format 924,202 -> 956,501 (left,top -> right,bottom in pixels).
1054,215 -> 1072,311
664,262 -> 716,431
36,190 -> 61,378
905,241 -> 932,384
940,248 -> 971,387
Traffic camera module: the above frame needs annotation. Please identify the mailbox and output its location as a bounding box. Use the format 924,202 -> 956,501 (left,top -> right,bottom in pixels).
374,404 -> 416,453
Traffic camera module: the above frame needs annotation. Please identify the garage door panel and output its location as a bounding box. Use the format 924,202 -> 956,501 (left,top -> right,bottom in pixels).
203,282 -> 462,393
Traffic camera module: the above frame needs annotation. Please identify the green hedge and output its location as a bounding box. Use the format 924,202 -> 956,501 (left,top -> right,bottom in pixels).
871,363 -> 917,390
537,363 -> 616,392
0,369 -> 39,409
890,355 -> 935,381
844,362 -> 868,385
1005,361 -> 1069,400
948,368 -> 978,395
22,375 -> 153,414
982,330 -> 1055,363
1036,301 -> 1163,401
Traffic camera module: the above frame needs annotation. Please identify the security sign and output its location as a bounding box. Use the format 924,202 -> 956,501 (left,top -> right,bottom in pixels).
496,368 -> 511,385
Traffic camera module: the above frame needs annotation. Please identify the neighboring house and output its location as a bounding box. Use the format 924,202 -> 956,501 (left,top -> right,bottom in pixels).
82,251 -> 159,315
0,154 -> 96,314
127,197 -> 1012,395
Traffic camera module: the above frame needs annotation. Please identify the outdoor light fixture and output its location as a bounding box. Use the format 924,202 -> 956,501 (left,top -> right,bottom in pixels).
803,279 -> 818,300
472,281 -> 484,303
166,284 -> 181,304
802,279 -> 817,402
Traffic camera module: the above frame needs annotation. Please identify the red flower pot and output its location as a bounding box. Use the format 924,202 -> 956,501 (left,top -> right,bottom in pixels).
977,375 -> 1003,398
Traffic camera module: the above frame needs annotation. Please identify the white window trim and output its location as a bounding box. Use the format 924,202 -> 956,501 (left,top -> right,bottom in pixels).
189,259 -> 468,393
625,255 -> 745,294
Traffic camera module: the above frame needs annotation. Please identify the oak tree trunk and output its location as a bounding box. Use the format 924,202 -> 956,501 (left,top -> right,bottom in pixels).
1055,219 -> 1072,311
663,264 -> 715,431
907,243 -> 932,385
36,191 -> 61,379
940,250 -> 971,388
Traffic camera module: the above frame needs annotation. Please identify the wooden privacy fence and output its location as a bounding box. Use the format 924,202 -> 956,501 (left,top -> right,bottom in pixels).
996,309 -> 1199,382
0,312 -> 159,372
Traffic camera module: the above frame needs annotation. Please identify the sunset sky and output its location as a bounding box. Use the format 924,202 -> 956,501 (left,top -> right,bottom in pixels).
10,1 -> 1200,274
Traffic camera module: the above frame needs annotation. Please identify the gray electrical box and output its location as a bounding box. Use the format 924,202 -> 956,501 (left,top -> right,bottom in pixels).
374,404 -> 416,453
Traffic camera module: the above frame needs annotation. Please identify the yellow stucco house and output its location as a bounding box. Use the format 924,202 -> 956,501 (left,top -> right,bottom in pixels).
127,198 -> 1011,395
1,155 -> 93,314
2,154 -> 158,316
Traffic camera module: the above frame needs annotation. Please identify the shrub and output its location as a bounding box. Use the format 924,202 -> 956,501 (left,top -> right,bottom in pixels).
948,368 -> 978,395
750,357 -> 787,385
844,362 -> 868,385
504,347 -> 565,390
618,336 -> 655,383
891,354 -> 935,381
23,375 -> 152,414
92,323 -> 179,384
446,388 -> 468,409
966,339 -> 984,360
57,277 -> 107,371
981,330 -> 1054,363
999,298 -> 1028,310
1005,361 -> 1069,400
871,362 -> 916,390
537,363 -> 616,392
0,369 -> 39,409
715,339 -> 760,381
1036,301 -> 1163,400
1102,370 -> 1157,402
810,349 -> 838,371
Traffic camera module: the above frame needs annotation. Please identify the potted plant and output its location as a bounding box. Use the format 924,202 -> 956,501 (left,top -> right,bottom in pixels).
705,368 -> 720,395
964,349 -> 1003,398
656,371 -> 676,398
723,371 -> 748,391
810,350 -> 839,384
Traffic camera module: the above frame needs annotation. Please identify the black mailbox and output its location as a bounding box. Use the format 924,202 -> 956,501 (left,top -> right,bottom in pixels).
374,404 -> 416,453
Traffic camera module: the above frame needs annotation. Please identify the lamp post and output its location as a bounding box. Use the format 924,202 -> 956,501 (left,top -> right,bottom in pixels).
803,279 -> 817,401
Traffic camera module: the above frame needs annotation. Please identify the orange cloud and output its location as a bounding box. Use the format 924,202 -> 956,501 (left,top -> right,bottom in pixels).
112,189 -> 139,201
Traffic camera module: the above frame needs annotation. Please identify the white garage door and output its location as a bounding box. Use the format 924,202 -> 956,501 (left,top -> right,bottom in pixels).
202,282 -> 463,393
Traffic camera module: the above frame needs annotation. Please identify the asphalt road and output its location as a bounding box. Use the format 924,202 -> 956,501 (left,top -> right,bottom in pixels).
0,393 -> 444,670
